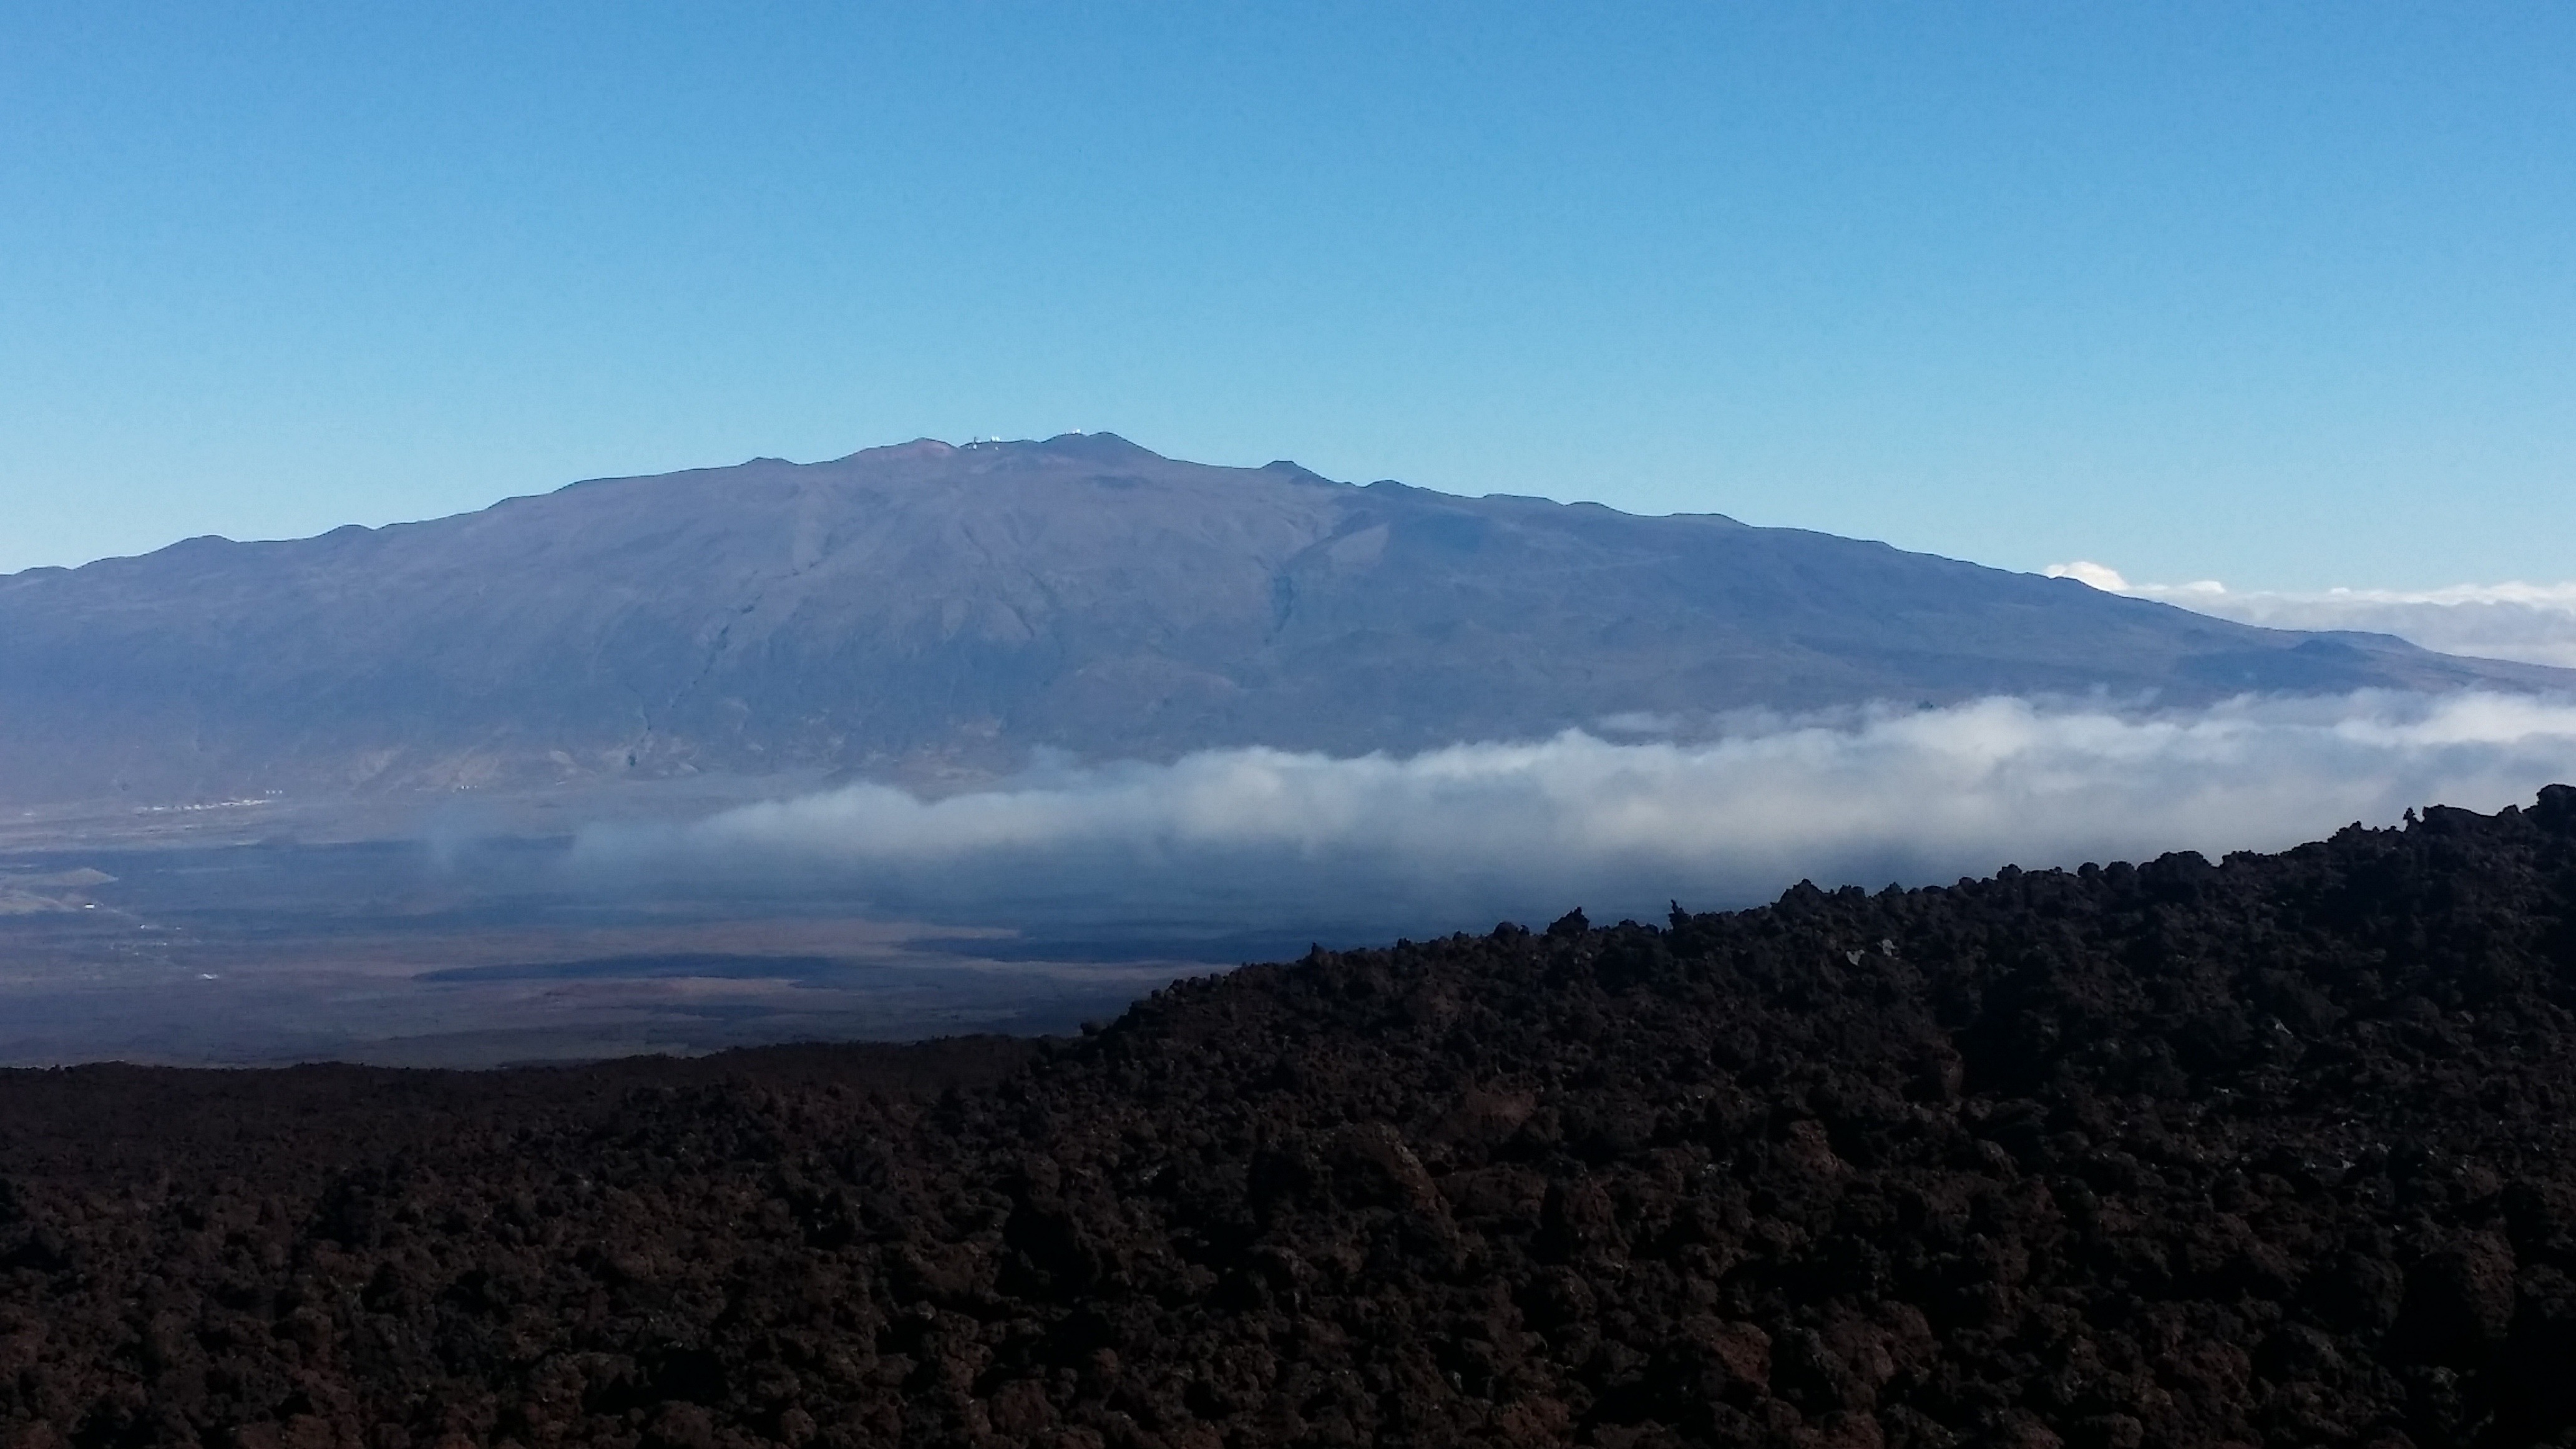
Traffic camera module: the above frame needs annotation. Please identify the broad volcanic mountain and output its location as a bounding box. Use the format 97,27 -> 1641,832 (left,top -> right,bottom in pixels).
0,434 -> 2559,807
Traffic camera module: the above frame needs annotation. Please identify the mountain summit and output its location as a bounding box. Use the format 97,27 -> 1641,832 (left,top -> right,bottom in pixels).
0,434 -> 2560,808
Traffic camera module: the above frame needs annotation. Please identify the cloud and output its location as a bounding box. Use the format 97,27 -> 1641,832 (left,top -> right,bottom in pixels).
576,692 -> 2576,942
2040,560 -> 2142,593
2047,562 -> 2576,668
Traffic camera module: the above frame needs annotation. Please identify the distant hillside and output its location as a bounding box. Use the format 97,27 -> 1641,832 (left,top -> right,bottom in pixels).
0,433 -> 2562,807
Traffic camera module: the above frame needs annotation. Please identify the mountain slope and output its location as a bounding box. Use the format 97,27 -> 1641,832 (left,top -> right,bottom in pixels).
8,791 -> 2576,1446
0,433 -> 2560,807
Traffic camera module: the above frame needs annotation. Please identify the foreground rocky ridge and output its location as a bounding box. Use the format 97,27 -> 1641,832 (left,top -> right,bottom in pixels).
9,791 -> 2576,1448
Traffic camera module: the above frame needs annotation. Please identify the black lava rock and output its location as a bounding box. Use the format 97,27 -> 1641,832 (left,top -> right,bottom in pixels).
11,791 -> 2576,1447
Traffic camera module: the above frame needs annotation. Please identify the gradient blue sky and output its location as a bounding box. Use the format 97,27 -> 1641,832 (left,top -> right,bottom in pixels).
2,3 -> 2570,588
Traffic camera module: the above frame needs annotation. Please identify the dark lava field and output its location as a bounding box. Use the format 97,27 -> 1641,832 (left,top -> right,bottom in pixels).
11,790 -> 2576,1449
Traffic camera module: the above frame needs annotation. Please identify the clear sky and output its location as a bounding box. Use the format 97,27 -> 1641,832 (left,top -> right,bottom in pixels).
2,2 -> 2569,589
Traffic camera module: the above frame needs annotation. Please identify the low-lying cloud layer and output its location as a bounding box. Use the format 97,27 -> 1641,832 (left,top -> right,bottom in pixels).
2047,562 -> 2576,668
578,691 -> 2576,944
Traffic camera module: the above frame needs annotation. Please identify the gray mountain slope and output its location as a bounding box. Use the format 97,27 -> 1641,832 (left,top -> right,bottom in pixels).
0,432 -> 2563,809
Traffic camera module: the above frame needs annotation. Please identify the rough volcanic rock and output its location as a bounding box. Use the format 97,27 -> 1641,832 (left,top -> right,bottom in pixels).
11,791 -> 2576,1447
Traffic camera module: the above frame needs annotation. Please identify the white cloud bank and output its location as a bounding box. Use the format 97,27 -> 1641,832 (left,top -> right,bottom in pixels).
578,692 -> 2576,940
2047,562 -> 2576,669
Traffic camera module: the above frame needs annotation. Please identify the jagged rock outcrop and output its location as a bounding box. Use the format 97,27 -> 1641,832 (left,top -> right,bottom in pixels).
9,790 -> 2576,1445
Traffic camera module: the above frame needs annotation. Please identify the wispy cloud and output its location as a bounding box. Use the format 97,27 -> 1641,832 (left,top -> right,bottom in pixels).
577,693 -> 2576,940
2047,562 -> 2576,668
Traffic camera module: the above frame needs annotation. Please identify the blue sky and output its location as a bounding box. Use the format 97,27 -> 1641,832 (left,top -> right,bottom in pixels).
2,2 -> 2569,588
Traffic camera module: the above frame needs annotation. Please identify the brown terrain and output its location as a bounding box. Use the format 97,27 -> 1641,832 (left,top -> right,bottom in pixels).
0,831 -> 1216,1069
8,789 -> 2576,1448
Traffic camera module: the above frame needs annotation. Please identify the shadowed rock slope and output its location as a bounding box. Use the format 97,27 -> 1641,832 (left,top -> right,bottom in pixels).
12,790 -> 2576,1448
2,434 -> 2562,808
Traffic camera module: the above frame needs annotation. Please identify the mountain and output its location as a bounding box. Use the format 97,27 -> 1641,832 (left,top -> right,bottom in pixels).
0,432 -> 2562,809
